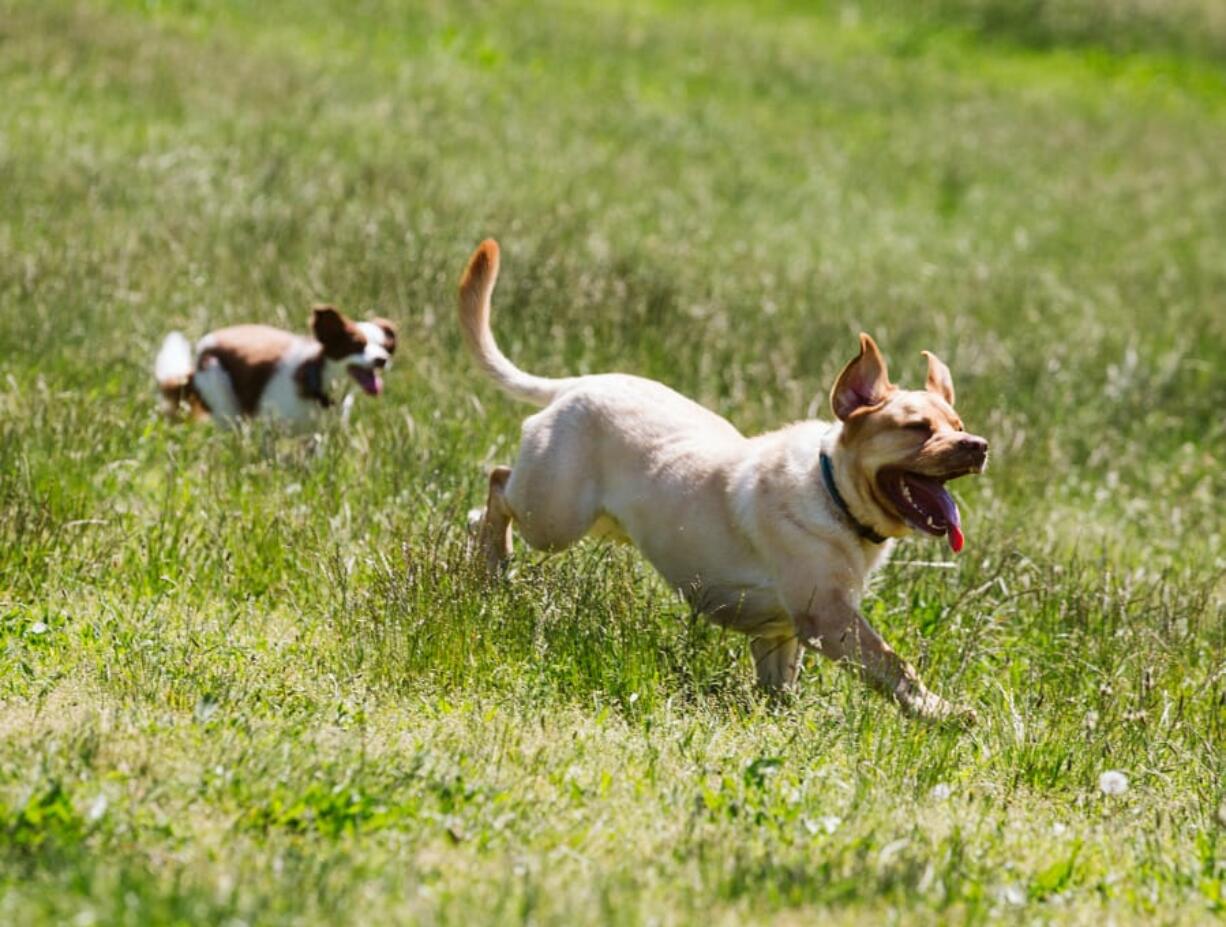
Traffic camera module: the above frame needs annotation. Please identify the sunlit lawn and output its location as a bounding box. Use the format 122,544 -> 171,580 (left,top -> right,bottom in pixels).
0,0 -> 1222,923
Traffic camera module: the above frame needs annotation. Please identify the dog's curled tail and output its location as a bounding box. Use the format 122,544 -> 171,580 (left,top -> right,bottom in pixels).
155,331 -> 194,414
459,239 -> 571,407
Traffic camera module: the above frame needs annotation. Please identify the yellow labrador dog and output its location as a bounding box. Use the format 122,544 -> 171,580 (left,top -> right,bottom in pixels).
460,240 -> 988,722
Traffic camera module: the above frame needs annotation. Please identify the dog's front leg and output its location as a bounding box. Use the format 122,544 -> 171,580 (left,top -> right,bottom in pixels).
794,594 -> 973,725
750,636 -> 802,691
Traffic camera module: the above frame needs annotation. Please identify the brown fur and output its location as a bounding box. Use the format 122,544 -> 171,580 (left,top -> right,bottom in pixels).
311,305 -> 368,360
197,325 -> 298,415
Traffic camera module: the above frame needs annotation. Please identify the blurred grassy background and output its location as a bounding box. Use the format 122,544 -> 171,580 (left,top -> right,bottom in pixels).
0,1 -> 1222,924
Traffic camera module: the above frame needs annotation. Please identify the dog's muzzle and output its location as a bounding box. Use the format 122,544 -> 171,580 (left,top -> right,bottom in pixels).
957,436 -> 989,474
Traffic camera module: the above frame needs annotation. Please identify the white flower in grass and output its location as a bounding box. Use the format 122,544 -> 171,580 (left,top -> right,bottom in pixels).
929,782 -> 952,801
997,883 -> 1026,907
1098,770 -> 1129,796
87,794 -> 108,822
802,815 -> 841,836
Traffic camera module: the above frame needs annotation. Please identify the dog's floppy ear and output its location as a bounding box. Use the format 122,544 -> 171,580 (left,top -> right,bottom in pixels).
831,332 -> 893,421
310,305 -> 349,343
922,350 -> 955,406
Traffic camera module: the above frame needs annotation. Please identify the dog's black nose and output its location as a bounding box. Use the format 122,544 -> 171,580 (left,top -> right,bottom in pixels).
959,436 -> 988,457
373,356 -> 387,369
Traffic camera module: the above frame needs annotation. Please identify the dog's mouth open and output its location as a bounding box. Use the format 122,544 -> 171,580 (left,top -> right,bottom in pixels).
347,366 -> 383,396
878,469 -> 965,553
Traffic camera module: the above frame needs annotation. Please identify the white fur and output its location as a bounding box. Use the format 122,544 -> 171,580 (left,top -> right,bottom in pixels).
355,322 -> 392,362
257,339 -> 328,423
155,332 -> 193,387
190,348 -> 241,425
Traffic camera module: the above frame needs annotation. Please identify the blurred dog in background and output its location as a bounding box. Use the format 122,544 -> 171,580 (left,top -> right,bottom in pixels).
155,306 -> 396,426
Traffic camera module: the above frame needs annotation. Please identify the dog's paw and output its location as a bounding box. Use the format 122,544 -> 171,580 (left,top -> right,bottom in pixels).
896,681 -> 975,728
934,703 -> 978,731
953,704 -> 978,728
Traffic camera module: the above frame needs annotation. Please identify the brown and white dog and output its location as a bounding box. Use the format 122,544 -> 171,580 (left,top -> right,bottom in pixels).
461,240 -> 989,723
155,306 -> 397,425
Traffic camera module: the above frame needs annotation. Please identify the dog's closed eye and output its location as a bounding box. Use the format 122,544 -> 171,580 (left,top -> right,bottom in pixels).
904,421 -> 931,433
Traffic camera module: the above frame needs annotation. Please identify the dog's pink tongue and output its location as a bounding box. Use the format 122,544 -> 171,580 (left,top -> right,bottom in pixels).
944,493 -> 964,553
948,524 -> 964,554
350,367 -> 382,396
930,481 -> 963,554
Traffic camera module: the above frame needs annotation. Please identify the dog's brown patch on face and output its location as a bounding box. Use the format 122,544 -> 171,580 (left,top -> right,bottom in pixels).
311,305 -> 367,360
197,324 -> 298,416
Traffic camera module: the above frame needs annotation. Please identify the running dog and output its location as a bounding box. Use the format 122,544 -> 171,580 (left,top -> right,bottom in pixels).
460,240 -> 987,722
155,306 -> 396,425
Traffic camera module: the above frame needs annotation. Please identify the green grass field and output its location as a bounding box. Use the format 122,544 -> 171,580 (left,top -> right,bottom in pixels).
1,0 -> 1224,923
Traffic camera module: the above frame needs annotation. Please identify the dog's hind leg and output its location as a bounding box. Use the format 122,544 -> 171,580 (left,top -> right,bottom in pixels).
473,457 -> 601,576
476,403 -> 606,573
477,466 -> 515,576
501,451 -> 603,554
158,383 -> 188,420
751,636 -> 802,691
191,357 -> 240,426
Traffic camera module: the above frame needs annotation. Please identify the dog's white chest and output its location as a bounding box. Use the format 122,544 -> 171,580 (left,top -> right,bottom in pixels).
258,360 -> 316,423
